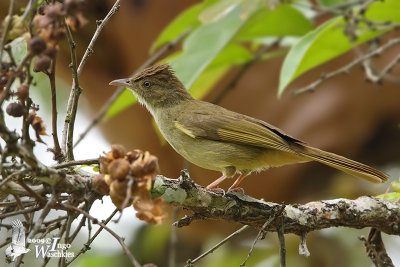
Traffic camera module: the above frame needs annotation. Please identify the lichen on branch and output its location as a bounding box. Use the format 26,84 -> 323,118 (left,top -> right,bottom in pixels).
152,170 -> 400,235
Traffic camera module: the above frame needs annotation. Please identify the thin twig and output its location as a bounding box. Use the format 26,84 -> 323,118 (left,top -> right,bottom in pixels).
311,0 -> 365,19
0,205 -> 40,219
68,200 -> 94,244
77,0 -> 121,76
43,215 -> 69,227
0,168 -> 30,188
360,228 -> 394,267
46,59 -> 63,161
277,218 -> 286,267
17,178 -> 46,205
57,214 -> 69,267
186,225 -> 250,266
114,175 -> 134,223
168,207 -> 179,267
213,39 -> 281,104
61,204 -> 141,267
62,21 -> 80,161
4,45 -> 16,66
41,257 -> 51,267
73,28 -> 191,148
366,54 -> 400,83
62,0 -> 121,160
0,238 -> 11,249
52,158 -> 99,169
0,53 -> 32,106
68,213 -> 86,242
0,0 -> 16,60
11,193 -> 30,222
0,199 -> 36,207
28,194 -> 57,239
293,37 -> 400,95
241,204 -> 285,267
21,0 -> 35,22
65,209 -> 118,266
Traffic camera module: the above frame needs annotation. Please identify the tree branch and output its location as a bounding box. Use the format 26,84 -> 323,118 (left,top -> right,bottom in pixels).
360,228 -> 395,267
152,171 -> 400,236
46,58 -> 63,161
292,37 -> 400,96
62,21 -> 80,161
77,0 -> 120,76
0,0 -> 15,60
61,204 -> 141,267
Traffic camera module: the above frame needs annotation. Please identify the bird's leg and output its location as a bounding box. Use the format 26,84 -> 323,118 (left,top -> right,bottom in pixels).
227,174 -> 247,192
206,175 -> 228,190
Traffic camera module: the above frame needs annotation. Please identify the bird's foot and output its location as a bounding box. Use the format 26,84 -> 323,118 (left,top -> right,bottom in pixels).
206,187 -> 226,195
227,186 -> 245,194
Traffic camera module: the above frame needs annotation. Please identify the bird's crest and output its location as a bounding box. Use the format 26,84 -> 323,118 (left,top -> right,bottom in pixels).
131,64 -> 174,81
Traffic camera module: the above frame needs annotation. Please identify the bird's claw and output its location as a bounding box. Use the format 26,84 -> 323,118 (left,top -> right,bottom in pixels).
227,187 -> 245,194
206,187 -> 226,196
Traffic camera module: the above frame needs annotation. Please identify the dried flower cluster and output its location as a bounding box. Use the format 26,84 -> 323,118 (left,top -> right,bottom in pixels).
93,145 -> 167,224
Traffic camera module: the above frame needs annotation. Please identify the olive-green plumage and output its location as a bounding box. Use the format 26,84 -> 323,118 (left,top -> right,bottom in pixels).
110,64 -> 388,191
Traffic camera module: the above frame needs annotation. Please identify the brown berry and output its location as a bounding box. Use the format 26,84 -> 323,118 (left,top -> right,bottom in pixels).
33,56 -> 51,72
6,102 -> 25,117
38,5 -> 46,15
126,150 -> 141,163
131,159 -> 145,177
92,174 -> 110,195
50,29 -> 65,41
110,179 -> 133,209
99,156 -> 111,174
143,152 -> 159,175
18,84 -> 29,100
111,144 -> 126,159
44,46 -> 58,58
45,3 -> 65,19
108,158 -> 130,181
28,37 -> 47,55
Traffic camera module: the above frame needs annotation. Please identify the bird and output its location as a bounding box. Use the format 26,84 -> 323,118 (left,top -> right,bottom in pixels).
5,219 -> 30,261
109,64 -> 388,192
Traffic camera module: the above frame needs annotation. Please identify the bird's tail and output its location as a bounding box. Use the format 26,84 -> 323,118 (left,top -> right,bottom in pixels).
294,145 -> 388,183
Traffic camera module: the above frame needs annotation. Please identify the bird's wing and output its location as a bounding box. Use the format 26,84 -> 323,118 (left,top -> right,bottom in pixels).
175,101 -> 303,153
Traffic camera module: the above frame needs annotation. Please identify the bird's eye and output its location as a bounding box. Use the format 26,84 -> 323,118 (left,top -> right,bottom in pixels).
143,81 -> 151,88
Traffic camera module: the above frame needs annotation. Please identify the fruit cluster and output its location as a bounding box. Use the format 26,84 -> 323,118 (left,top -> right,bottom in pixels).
31,0 -> 86,73
93,145 -> 167,224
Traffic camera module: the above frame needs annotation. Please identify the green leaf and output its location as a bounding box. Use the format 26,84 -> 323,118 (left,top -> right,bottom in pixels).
150,0 -> 218,53
189,65 -> 230,99
392,181 -> 400,192
2,36 -> 27,63
169,7 -> 250,90
376,192 -> 400,202
235,4 -> 313,41
105,89 -> 137,119
278,0 -> 400,97
209,44 -> 253,68
199,0 -> 242,24
188,44 -> 252,99
365,0 -> 400,22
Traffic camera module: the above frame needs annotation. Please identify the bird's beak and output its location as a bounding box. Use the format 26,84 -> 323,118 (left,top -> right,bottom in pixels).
109,78 -> 130,87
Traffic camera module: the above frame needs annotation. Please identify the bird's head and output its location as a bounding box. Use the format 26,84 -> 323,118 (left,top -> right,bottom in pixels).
109,64 -> 192,112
